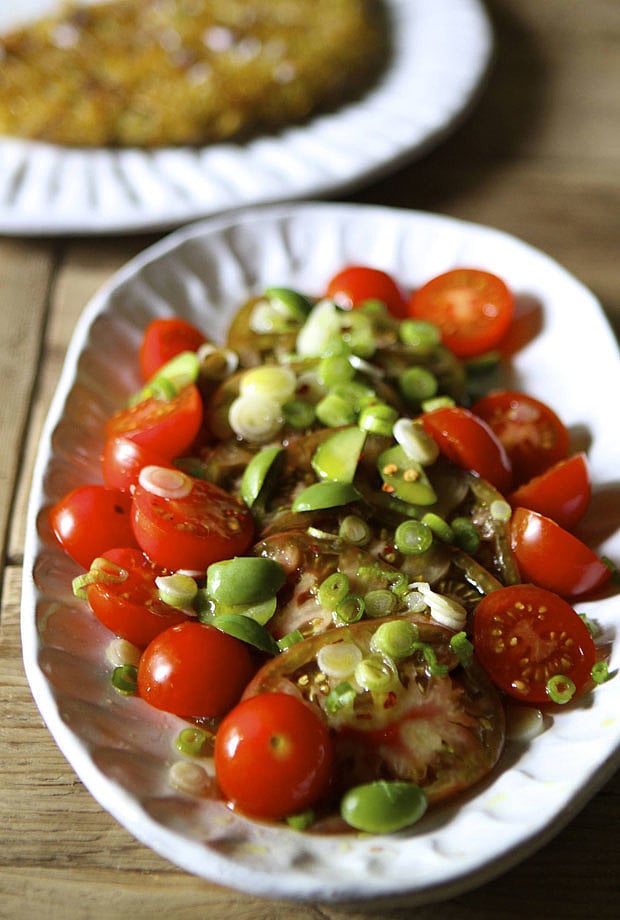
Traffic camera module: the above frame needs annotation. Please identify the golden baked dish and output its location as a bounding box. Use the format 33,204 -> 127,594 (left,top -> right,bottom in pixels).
0,0 -> 388,148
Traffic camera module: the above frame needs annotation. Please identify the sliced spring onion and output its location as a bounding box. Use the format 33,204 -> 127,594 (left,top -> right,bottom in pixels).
318,572 -> 350,610
197,343 -> 239,378
358,402 -> 398,437
286,810 -> 316,831
156,573 -> 198,609
325,681 -> 357,714
421,512 -> 454,543
490,499 -> 512,523
392,417 -> 439,466
277,629 -> 305,652
339,514 -> 371,547
364,589 -> 397,619
240,365 -> 297,404
111,664 -> 138,695
296,299 -> 343,357
138,465 -> 193,499
370,620 -> 420,660
411,641 -> 450,678
315,392 -> 357,427
410,582 -> 467,631
394,519 -> 433,556
282,399 -> 316,429
449,631 -> 474,665
318,354 -> 355,387
399,366 -> 438,404
354,654 -> 399,693
105,638 -> 141,669
317,641 -> 363,679
421,395 -> 456,413
399,319 -> 441,352
546,674 -> 576,704
591,661 -> 610,684
228,392 -> 284,443
168,760 -> 210,796
334,594 -> 365,625
175,726 -> 210,757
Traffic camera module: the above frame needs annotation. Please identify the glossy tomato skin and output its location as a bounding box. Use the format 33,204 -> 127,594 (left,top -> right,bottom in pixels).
325,265 -> 409,319
131,474 -> 254,571
510,507 -> 611,597
408,268 -> 514,358
508,454 -> 590,531
86,547 -> 190,648
137,621 -> 254,718
214,692 -> 333,820
474,584 -> 597,703
139,317 -> 207,380
101,436 -> 174,492
421,405 -> 512,493
471,390 -> 569,486
49,485 -> 138,569
105,384 -> 203,460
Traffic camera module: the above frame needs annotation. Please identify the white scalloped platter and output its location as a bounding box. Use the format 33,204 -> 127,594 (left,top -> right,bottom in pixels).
22,204 -> 620,906
0,0 -> 492,236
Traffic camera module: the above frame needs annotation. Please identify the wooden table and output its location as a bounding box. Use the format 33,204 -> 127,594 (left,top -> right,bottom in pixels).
1,2 -> 618,917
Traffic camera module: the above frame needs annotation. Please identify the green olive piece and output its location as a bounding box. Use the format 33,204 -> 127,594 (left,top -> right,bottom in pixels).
340,780 -> 427,834
264,286 -> 313,322
240,445 -> 284,508
311,426 -> 367,483
206,556 -> 286,606
292,480 -> 361,512
378,444 -> 437,506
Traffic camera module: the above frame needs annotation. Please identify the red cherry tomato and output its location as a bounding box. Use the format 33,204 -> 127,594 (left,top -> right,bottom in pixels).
105,384 -> 203,460
49,485 -> 138,569
137,621 -> 254,718
473,584 -> 597,703
215,692 -> 333,820
421,405 -> 512,493
130,470 -> 254,571
102,436 -> 174,492
408,268 -> 514,358
325,265 -> 408,319
471,390 -> 569,487
510,507 -> 611,597
139,317 -> 207,380
86,547 -> 190,647
508,454 -> 590,531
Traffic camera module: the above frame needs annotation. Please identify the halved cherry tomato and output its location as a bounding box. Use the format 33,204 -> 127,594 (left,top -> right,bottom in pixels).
105,384 -> 203,460
139,317 -> 207,380
408,268 -> 514,358
49,485 -> 138,569
510,507 -> 611,597
137,621 -> 254,718
421,405 -> 512,493
471,390 -> 569,486
508,454 -> 590,530
473,584 -> 597,703
325,265 -> 408,319
214,692 -> 333,820
86,547 -> 190,647
131,471 -> 254,571
102,436 -> 174,492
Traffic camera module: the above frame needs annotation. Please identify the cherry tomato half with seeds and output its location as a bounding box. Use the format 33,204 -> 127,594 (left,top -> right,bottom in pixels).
105,384 -> 203,461
102,435 -> 174,492
471,390 -> 569,487
325,265 -> 409,319
49,484 -> 138,569
507,453 -> 591,531
510,507 -> 611,598
473,584 -> 597,703
137,621 -> 255,718
140,317 -> 207,380
131,469 -> 254,571
408,268 -> 514,358
421,405 -> 512,493
86,547 -> 190,648
214,692 -> 333,820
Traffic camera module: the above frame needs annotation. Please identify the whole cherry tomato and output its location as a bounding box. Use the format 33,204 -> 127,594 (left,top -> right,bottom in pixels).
140,317 -> 207,380
508,454 -> 590,530
326,265 -> 408,319
471,390 -> 569,486
215,692 -> 333,820
510,507 -> 611,597
421,405 -> 512,493
474,584 -> 597,703
408,268 -> 514,358
105,384 -> 203,460
49,484 -> 138,569
137,621 -> 254,718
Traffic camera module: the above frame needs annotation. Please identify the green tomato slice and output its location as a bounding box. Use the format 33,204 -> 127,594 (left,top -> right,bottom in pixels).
311,427 -> 367,483
378,445 -> 437,506
292,480 -> 361,512
240,445 -> 284,508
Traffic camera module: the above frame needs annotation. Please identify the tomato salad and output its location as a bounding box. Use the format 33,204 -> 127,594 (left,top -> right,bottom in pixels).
51,264 -> 615,835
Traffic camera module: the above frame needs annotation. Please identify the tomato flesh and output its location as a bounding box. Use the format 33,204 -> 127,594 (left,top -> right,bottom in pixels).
508,453 -> 590,530
105,384 -> 203,460
137,621 -> 254,718
215,692 -> 333,820
49,484 -> 138,569
408,268 -> 514,358
325,265 -> 408,319
131,473 -> 254,571
510,507 -> 611,598
472,390 -> 569,487
102,436 -> 174,492
140,317 -> 207,380
474,584 -> 597,703
421,405 -> 512,493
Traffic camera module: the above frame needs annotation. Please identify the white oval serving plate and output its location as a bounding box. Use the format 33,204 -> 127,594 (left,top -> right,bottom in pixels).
21,202 -> 620,906
0,0 -> 492,235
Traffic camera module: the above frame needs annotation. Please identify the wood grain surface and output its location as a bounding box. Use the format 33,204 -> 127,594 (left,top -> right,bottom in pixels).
1,2 -> 618,918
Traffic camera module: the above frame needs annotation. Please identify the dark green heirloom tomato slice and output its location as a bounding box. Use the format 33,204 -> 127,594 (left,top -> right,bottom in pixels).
243,617 -> 505,807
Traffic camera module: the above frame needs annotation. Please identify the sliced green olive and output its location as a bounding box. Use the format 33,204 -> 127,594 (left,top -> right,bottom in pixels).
206,556 -> 286,606
264,286 -> 313,322
378,444 -> 437,506
340,780 -> 427,834
240,445 -> 285,508
212,595 -> 277,626
292,480 -> 361,512
311,427 -> 366,483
